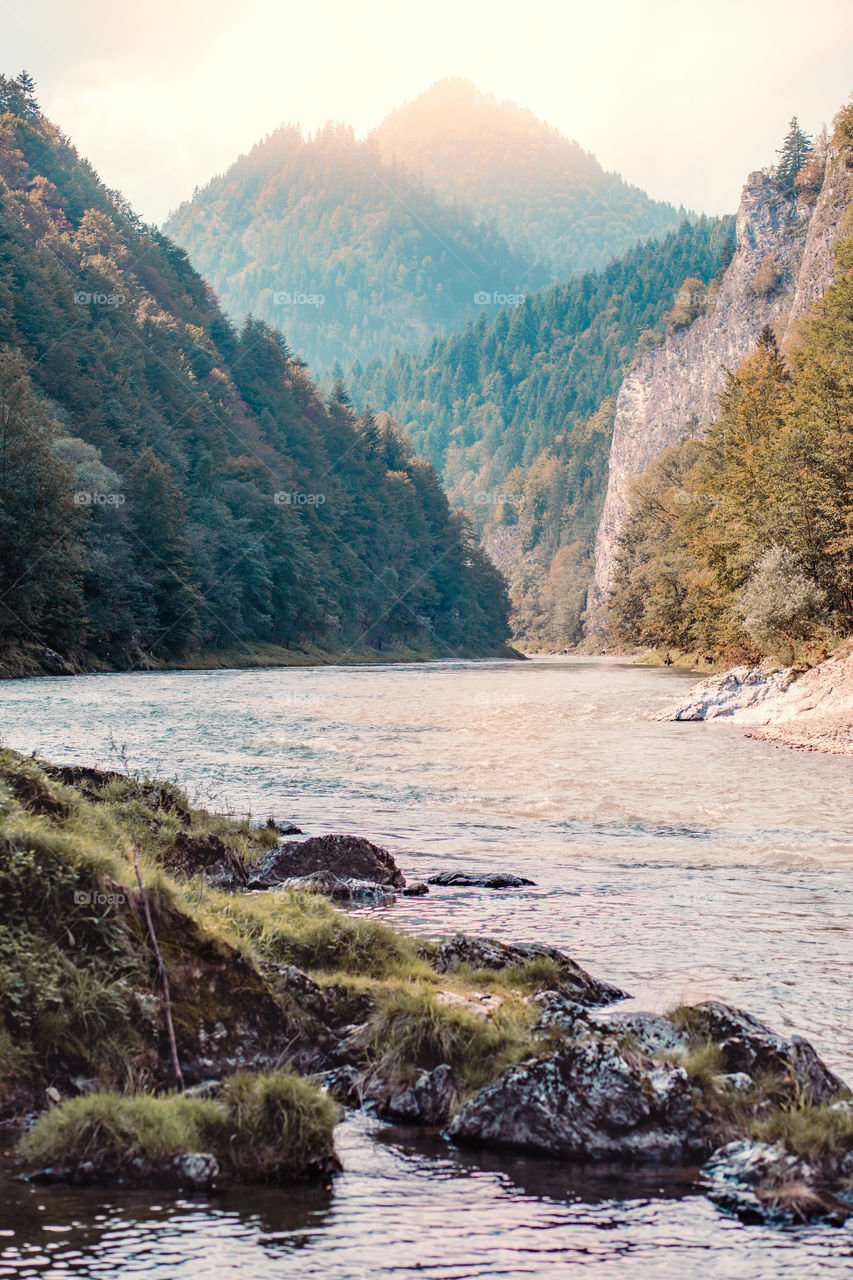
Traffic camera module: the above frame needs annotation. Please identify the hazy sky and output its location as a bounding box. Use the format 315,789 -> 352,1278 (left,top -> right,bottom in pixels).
4,0 -> 853,224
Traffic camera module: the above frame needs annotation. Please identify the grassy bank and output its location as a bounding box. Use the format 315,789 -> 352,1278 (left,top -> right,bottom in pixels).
0,639 -> 524,681
0,749 -> 542,1140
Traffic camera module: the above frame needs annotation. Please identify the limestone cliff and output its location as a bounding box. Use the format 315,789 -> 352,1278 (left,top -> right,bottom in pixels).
587,141 -> 853,635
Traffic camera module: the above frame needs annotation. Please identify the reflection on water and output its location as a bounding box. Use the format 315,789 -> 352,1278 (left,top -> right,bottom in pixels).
1,657 -> 852,1274
2,1116 -> 853,1279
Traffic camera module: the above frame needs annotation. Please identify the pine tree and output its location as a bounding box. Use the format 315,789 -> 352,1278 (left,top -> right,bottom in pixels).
776,117 -> 813,192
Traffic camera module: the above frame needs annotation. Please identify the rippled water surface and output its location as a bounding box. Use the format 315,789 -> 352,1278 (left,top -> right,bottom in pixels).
1,657 -> 852,1275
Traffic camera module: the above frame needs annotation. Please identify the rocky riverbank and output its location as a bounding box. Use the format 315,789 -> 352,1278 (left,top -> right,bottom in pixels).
653,651 -> 853,755
2,750 -> 851,1223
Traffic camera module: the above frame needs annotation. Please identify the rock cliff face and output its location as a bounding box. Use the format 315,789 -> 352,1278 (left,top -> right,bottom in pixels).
587,142 -> 852,634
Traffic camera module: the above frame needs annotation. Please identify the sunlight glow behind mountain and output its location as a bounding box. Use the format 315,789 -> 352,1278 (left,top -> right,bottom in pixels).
4,0 -> 852,223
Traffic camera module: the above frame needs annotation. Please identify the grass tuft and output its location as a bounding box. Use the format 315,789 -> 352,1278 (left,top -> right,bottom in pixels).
17,1070 -> 339,1184
183,882 -> 419,977
351,985 -> 534,1091
750,1102 -> 853,1164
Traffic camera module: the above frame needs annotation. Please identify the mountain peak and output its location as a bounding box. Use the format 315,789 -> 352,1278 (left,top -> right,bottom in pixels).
372,83 -> 681,278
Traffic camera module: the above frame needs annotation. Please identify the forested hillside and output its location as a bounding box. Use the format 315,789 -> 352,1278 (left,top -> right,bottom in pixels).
609,108 -> 853,664
0,74 -> 512,673
164,123 -> 542,373
351,215 -> 735,646
610,312 -> 853,662
372,79 -> 685,279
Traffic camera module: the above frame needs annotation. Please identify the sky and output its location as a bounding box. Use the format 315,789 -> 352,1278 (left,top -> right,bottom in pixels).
3,0 -> 853,225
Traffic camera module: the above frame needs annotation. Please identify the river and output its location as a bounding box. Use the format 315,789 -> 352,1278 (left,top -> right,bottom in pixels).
0,656 -> 851,1277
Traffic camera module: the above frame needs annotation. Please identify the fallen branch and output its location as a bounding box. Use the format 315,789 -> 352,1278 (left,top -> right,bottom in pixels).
132,834 -> 185,1090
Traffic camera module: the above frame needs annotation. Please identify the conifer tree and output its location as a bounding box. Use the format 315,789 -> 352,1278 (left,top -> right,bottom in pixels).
776,117 -> 813,191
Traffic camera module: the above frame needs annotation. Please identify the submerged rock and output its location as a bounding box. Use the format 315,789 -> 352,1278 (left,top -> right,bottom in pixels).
430,934 -> 627,1007
264,819 -> 303,835
266,870 -> 396,905
249,834 -> 405,889
172,1151 -> 220,1190
427,871 -> 535,888
448,1040 -> 702,1163
402,881 -> 429,896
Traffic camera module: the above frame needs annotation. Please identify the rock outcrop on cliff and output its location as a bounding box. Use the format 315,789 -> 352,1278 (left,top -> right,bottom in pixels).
587,141 -> 853,634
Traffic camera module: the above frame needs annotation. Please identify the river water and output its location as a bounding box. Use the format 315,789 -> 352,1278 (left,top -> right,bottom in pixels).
1,657 -> 851,1277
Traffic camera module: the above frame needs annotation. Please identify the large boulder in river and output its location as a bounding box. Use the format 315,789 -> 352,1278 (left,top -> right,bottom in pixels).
448,1040 -> 702,1162
652,665 -> 795,721
429,934 -> 627,1007
249,835 -> 405,890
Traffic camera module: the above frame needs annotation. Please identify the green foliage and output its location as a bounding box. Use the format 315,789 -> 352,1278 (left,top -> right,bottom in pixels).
0,76 -> 511,666
0,754 -> 158,1091
748,255 -> 783,298
208,1071 -> 339,1180
17,1090 -> 220,1166
663,276 -> 711,330
17,1070 -> 339,1183
0,350 -> 87,649
351,216 -> 734,646
681,1040 -> 725,1090
461,955 -> 564,993
610,254 -> 853,660
751,1102 -> 853,1164
776,117 -> 813,193
736,545 -> 825,657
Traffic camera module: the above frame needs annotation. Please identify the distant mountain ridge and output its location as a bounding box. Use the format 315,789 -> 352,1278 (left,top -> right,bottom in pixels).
164,82 -> 685,372
164,122 -> 541,374
372,78 -> 685,279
